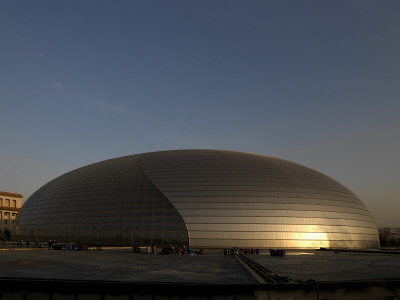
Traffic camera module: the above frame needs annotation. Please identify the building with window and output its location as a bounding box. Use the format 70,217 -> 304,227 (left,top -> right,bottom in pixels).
0,191 -> 22,237
14,150 -> 379,249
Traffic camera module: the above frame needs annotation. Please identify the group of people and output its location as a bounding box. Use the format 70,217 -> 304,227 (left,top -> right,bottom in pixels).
47,240 -> 58,250
159,245 -> 197,255
174,245 -> 192,255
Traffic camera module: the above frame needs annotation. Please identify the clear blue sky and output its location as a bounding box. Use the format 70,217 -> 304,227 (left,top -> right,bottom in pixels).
1,1 -> 399,226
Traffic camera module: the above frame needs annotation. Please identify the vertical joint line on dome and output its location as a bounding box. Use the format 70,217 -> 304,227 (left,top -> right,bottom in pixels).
137,156 -> 190,245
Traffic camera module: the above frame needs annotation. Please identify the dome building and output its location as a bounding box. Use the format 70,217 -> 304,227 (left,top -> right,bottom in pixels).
14,150 -> 379,249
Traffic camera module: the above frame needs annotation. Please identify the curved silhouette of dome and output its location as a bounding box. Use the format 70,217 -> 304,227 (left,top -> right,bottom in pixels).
14,150 -> 379,249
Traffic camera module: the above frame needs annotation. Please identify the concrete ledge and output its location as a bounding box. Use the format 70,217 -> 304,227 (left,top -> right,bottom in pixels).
1,278 -> 400,300
318,248 -> 400,254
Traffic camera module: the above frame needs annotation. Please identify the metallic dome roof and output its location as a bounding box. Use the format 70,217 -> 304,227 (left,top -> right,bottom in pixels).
14,150 -> 379,249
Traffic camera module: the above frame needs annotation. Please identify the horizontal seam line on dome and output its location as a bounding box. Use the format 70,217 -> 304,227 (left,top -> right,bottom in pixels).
188,230 -> 378,235
32,198 -> 363,207
184,218 -> 377,223
172,201 -> 365,208
179,211 -> 373,217
179,209 -> 369,215
175,204 -> 367,211
36,182 -> 354,191
163,191 -> 356,199
143,166 -> 335,171
183,217 -> 375,221
158,185 -> 352,192
145,171 -> 340,177
155,184 -> 348,194
170,196 -> 361,205
145,171 -> 337,176
176,205 -> 370,213
162,189 -> 358,193
163,189 -> 356,196
148,177 -> 347,185
149,179 -> 346,189
188,238 -> 378,241
188,229 -> 378,236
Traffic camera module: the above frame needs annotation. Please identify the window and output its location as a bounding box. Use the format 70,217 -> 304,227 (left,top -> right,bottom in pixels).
13,200 -> 16,207
5,199 -> 10,206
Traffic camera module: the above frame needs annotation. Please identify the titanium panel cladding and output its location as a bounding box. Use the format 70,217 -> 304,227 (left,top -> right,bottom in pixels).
14,155 -> 188,246
14,150 -> 379,249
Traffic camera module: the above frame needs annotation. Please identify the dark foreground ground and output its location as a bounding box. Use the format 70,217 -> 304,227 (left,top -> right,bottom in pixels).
1,248 -> 256,283
1,247 -> 400,299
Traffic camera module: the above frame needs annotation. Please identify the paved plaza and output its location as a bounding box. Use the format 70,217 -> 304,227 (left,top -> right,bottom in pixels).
1,248 -> 400,283
0,248 -> 258,284
250,250 -> 400,282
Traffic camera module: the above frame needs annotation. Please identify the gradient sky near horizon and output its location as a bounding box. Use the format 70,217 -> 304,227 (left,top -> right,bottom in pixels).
1,1 -> 399,226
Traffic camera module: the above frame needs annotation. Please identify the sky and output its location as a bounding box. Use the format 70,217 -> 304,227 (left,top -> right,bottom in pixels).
1,1 -> 399,226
